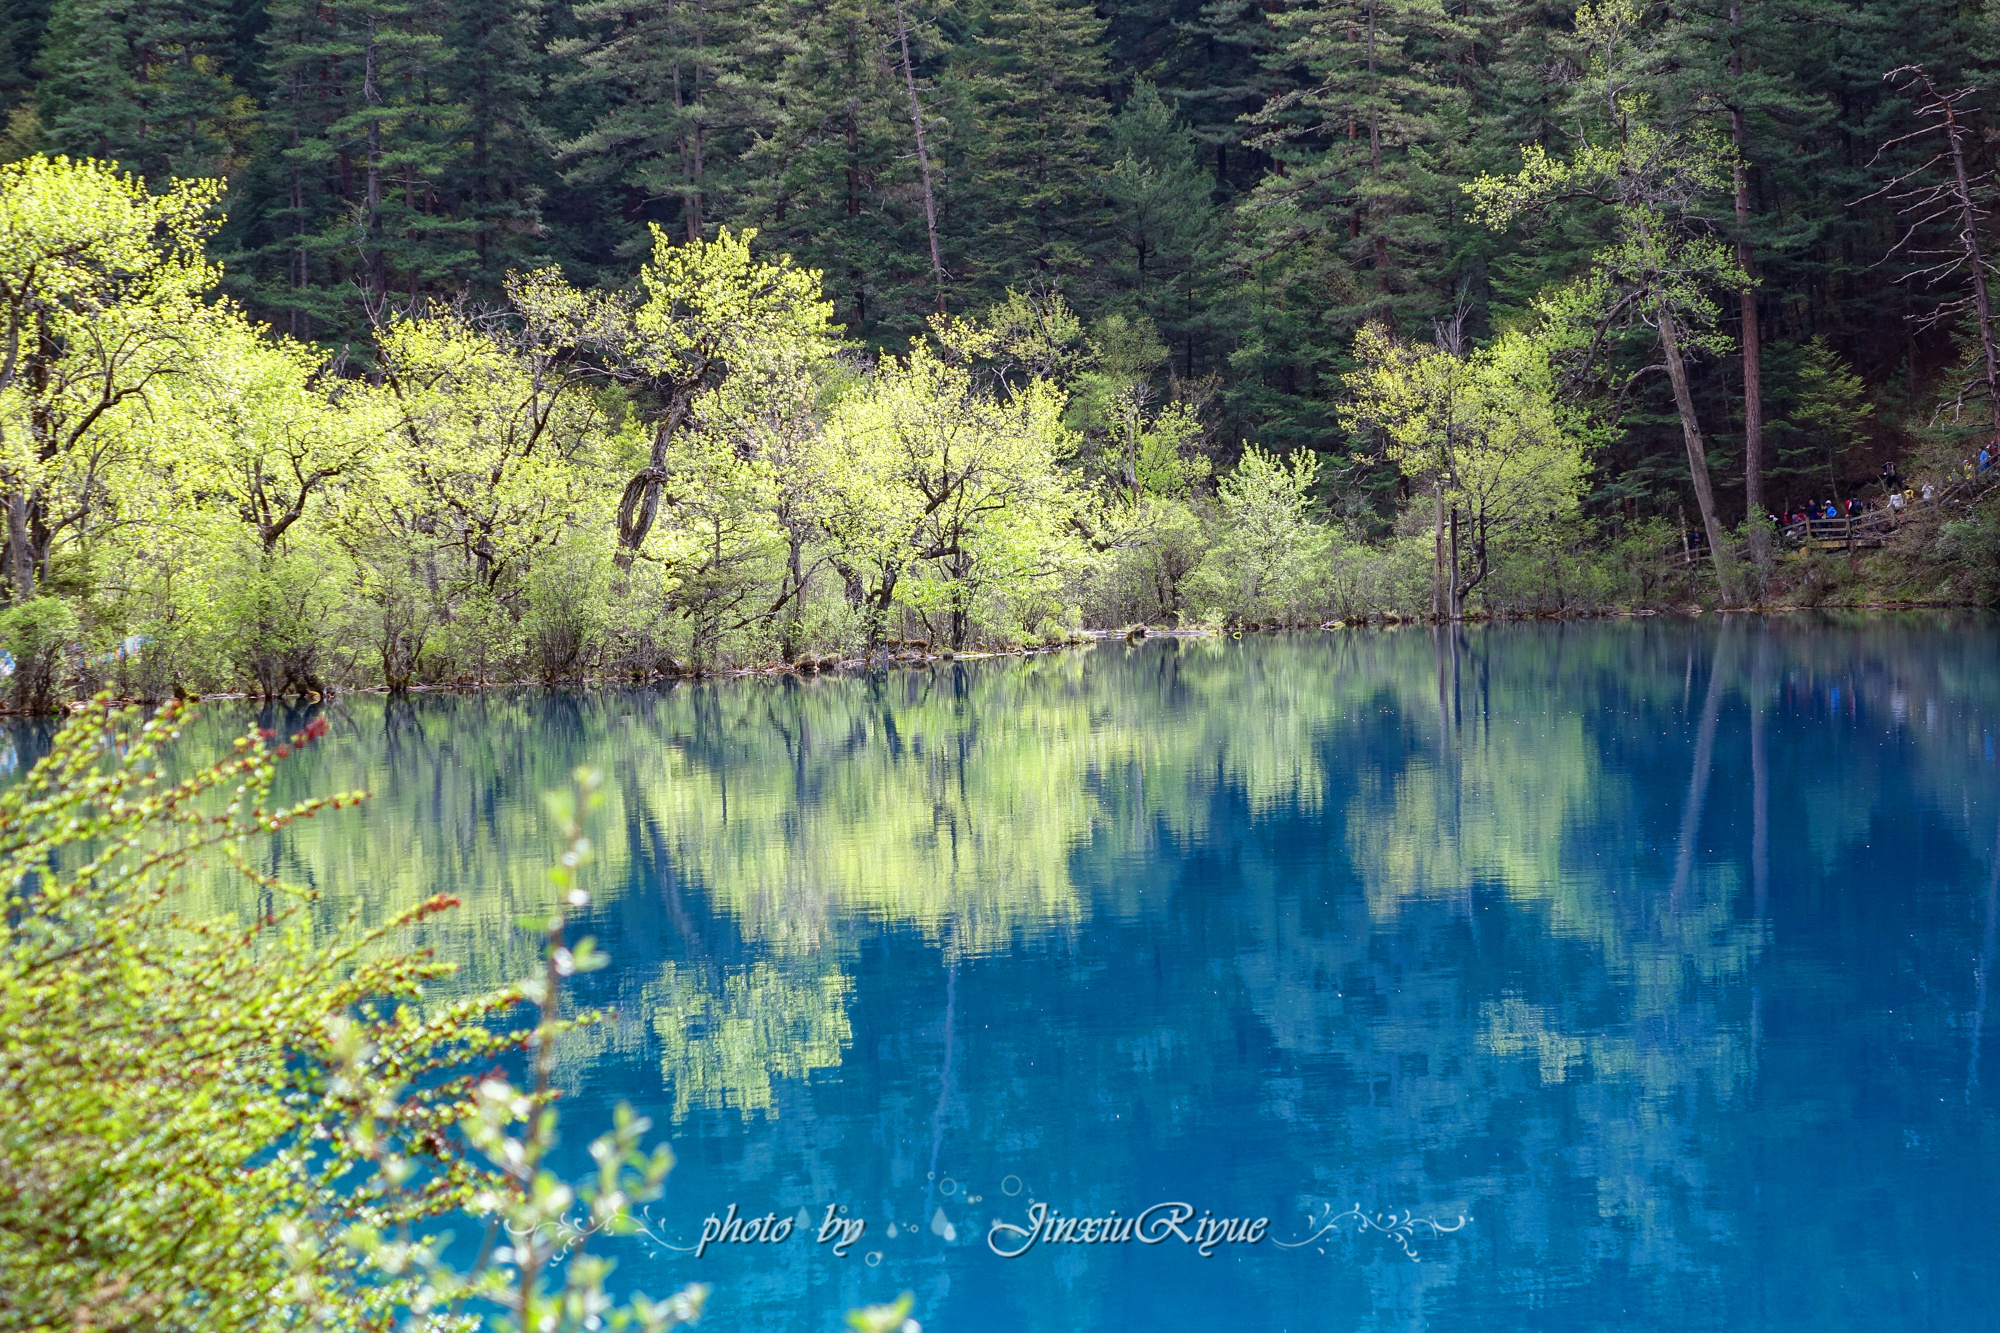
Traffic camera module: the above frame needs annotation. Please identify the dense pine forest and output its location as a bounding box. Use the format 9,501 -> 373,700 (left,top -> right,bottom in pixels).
2,0 -> 1999,703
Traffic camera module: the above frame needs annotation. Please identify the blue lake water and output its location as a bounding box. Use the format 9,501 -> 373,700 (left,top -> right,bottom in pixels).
58,617 -> 2000,1332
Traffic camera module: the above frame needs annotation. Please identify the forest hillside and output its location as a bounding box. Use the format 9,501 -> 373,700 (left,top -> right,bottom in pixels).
1,0 -> 1997,700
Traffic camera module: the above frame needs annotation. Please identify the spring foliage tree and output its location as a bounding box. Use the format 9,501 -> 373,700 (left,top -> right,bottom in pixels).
508,226 -> 837,556
0,157 -> 221,590
1466,0 -> 1746,603
820,331 -> 1086,650
1193,444 -> 1328,622
0,156 -> 226,703
1343,322 -> 1589,618
0,159 -> 1134,702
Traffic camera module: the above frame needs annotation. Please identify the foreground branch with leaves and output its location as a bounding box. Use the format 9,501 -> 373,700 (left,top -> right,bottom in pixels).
0,698 -> 870,1330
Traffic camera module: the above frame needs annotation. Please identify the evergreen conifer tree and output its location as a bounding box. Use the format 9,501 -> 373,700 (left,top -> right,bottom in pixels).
741,0 -> 933,340
441,0 -> 558,289
0,1 -> 52,128
1102,80 -> 1226,380
557,0 -> 798,251
1243,0 -> 1468,321
245,0 -> 467,339
1173,0 -> 1293,196
35,1 -> 142,168
957,0 -> 1111,290
37,0 -> 245,181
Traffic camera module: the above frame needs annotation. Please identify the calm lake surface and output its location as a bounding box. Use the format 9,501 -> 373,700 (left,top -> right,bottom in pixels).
49,616 -> 2000,1332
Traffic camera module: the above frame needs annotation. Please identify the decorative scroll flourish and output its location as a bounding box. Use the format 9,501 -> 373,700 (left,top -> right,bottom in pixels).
1274,1202 -> 1470,1261
633,1205 -> 703,1255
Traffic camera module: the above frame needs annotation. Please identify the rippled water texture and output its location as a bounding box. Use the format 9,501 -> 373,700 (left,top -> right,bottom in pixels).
41,616 -> 2000,1332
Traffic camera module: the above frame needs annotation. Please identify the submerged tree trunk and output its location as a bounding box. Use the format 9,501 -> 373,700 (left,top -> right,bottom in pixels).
1749,644 -> 1769,921
1749,637 -> 1770,1075
1659,309 -> 1738,605
1972,808 -> 2000,1099
1671,632 -> 1727,913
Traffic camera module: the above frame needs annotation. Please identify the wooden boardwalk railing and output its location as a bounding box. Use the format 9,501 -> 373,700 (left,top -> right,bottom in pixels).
1779,512 -> 1897,549
1676,470 -> 1998,565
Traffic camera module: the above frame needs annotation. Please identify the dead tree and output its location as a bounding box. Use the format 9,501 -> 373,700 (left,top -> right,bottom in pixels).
1862,66 -> 2000,435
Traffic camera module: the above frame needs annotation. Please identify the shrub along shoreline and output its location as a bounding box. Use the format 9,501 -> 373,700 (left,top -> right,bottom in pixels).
13,596 -> 1979,717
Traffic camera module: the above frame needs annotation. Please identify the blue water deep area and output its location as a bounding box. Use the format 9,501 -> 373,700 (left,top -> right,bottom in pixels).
64,615 -> 2000,1333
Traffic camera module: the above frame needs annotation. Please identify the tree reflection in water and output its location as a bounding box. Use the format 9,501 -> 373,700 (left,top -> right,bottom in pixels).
78,614 -> 2000,1332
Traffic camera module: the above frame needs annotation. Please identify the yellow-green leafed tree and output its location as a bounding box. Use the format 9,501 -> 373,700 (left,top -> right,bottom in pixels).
115,319 -> 389,696
367,311 -> 618,683
0,158 -> 222,588
646,427 -> 790,670
1069,311 -> 1210,505
1463,0 -> 1743,601
164,323 -> 385,556
1192,444 -> 1327,623
375,312 -> 614,589
665,292 -> 844,665
821,337 -> 1087,651
0,156 -> 224,705
645,309 -> 844,669
1343,322 -> 1587,619
509,227 -> 839,560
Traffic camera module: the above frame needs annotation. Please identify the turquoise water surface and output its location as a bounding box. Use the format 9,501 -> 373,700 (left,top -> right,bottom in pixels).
69,617 -> 2000,1332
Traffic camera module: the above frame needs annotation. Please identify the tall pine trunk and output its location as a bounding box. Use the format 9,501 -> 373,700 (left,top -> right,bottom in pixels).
690,3 -> 706,239
1365,4 -> 1388,277
1731,0 -> 1770,579
897,0 -> 946,313
845,33 -> 864,325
